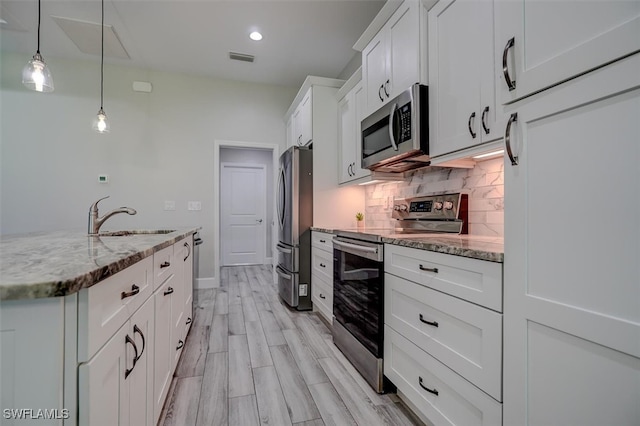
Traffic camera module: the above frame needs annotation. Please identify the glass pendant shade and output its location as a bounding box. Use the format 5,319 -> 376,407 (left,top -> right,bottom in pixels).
92,109 -> 110,133
22,53 -> 54,92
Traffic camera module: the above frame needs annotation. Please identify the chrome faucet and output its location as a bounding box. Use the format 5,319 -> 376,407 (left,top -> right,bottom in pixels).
88,196 -> 137,235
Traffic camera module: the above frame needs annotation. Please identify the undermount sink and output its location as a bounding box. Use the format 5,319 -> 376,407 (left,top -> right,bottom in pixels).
97,229 -> 176,237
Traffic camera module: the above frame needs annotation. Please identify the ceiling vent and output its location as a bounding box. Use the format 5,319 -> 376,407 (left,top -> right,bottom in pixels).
52,16 -> 130,59
229,52 -> 255,63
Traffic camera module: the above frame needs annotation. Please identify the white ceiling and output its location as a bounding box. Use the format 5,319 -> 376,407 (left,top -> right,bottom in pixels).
0,0 -> 385,88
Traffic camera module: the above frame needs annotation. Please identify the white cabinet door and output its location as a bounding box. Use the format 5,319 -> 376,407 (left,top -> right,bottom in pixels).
153,277 -> 174,424
181,238 -> 194,335
496,0 -> 640,104
299,88 -> 313,146
387,0 -> 420,100
352,82 -> 370,180
363,30 -> 388,115
292,107 -> 303,146
429,0 -> 497,158
338,93 -> 356,184
79,323 -> 130,426
285,115 -> 294,149
503,54 -> 640,426
129,297 -> 155,426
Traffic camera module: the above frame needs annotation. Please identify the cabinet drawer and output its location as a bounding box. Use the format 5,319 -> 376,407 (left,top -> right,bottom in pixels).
312,247 -> 333,283
312,273 -> 333,322
385,273 -> 502,400
312,231 -> 334,252
385,244 -> 503,311
385,326 -> 502,426
79,256 -> 153,361
153,244 -> 175,290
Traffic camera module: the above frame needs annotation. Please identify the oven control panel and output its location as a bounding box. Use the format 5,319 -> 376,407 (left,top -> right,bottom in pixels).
392,193 -> 467,221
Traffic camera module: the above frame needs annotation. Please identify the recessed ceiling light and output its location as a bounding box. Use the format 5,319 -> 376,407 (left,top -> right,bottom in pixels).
249,31 -> 263,41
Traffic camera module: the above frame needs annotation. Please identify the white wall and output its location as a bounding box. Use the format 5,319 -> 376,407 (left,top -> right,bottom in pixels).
0,51 -> 297,281
219,147 -> 274,259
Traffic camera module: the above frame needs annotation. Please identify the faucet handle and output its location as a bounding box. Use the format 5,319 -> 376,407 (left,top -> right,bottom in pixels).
90,196 -> 110,212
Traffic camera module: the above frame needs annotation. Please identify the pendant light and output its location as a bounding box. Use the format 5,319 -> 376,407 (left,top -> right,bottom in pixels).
92,0 -> 110,133
22,0 -> 54,92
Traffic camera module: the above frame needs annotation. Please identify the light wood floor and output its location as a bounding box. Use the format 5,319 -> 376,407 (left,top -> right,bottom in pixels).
158,265 -> 423,426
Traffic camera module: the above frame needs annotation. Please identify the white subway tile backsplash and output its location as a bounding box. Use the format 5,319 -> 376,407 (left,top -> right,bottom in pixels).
364,157 -> 504,237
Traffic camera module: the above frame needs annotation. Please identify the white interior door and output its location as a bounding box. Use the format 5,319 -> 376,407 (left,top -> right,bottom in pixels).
221,163 -> 267,266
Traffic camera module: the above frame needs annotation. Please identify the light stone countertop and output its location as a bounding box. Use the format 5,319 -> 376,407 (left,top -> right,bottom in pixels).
0,228 -> 199,301
311,227 -> 504,263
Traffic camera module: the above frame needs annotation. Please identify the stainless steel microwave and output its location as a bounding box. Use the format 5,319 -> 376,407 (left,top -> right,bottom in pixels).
361,83 -> 429,173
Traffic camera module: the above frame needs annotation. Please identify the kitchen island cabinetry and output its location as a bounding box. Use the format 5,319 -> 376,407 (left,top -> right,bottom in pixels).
495,0 -> 640,105
428,0 -> 501,158
503,54 -> 640,425
384,244 -> 503,425
311,231 -> 333,323
0,229 -> 197,426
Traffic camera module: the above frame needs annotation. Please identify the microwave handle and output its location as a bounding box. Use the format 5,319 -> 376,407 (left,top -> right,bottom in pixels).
388,103 -> 399,151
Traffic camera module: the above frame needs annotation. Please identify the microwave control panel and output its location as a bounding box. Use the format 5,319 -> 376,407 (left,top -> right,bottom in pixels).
397,104 -> 412,143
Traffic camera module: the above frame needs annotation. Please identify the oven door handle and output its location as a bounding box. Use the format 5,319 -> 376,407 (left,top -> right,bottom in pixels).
276,266 -> 292,280
333,239 -> 379,255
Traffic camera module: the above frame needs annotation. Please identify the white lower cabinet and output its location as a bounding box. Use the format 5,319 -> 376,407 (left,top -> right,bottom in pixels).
153,276 -> 175,424
79,295 -> 154,426
311,231 -> 334,323
385,326 -> 502,426
384,243 -> 503,425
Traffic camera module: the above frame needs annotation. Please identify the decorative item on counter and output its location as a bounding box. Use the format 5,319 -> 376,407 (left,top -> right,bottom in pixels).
22,0 -> 54,92
356,212 -> 364,229
92,0 -> 110,133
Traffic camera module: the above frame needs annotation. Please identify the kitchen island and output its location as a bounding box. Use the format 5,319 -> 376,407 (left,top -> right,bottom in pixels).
0,227 -> 198,426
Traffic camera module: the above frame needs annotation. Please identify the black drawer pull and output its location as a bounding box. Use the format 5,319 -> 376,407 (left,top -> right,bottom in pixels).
186,317 -> 192,325
319,239 -> 326,243
121,284 -> 140,299
133,325 -> 146,361
419,265 -> 439,273
419,377 -> 438,396
164,286 -> 174,296
176,340 -> 184,350
160,261 -> 170,268
419,314 -> 439,327
319,294 -> 326,299
320,263 -> 326,268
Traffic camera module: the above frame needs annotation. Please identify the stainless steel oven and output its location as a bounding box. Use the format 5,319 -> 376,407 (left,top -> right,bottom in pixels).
332,233 -> 390,393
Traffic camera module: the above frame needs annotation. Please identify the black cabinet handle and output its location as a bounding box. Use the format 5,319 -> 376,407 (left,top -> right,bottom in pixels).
164,286 -> 174,296
505,112 -> 519,166
319,239 -> 326,243
133,325 -> 145,361
319,294 -> 326,299
176,340 -> 184,350
160,261 -> 170,268
468,112 -> 477,138
384,79 -> 390,98
121,284 -> 140,299
125,335 -> 138,379
481,106 -> 490,134
184,242 -> 191,261
419,377 -> 438,396
419,265 -> 439,273
186,317 -> 192,325
320,263 -> 326,268
502,37 -> 516,91
419,314 -> 439,327
378,84 -> 384,102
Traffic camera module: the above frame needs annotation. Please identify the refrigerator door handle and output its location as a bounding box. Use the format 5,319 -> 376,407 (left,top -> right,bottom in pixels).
276,265 -> 292,280
276,243 -> 292,254
277,166 -> 286,229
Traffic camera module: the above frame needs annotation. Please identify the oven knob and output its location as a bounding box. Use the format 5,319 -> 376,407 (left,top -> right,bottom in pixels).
444,201 -> 454,210
393,205 -> 401,211
434,202 -> 443,210
399,204 -> 408,211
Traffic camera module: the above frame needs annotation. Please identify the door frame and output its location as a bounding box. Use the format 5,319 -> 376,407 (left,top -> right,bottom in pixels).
213,139 -> 280,287
220,162 -> 267,266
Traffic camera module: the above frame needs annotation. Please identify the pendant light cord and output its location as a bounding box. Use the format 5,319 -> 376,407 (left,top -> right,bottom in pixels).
100,0 -> 104,109
36,0 -> 41,53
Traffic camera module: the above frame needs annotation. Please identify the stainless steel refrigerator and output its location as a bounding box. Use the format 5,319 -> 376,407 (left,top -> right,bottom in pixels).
276,146 -> 313,310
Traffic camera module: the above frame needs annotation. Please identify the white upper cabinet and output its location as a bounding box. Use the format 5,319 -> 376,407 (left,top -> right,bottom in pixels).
428,0 -> 500,158
287,88 -> 313,147
362,0 -> 422,116
338,72 -> 371,184
496,0 -> 640,104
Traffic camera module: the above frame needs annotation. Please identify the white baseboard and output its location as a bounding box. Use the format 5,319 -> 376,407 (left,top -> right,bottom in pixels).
196,277 -> 217,289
